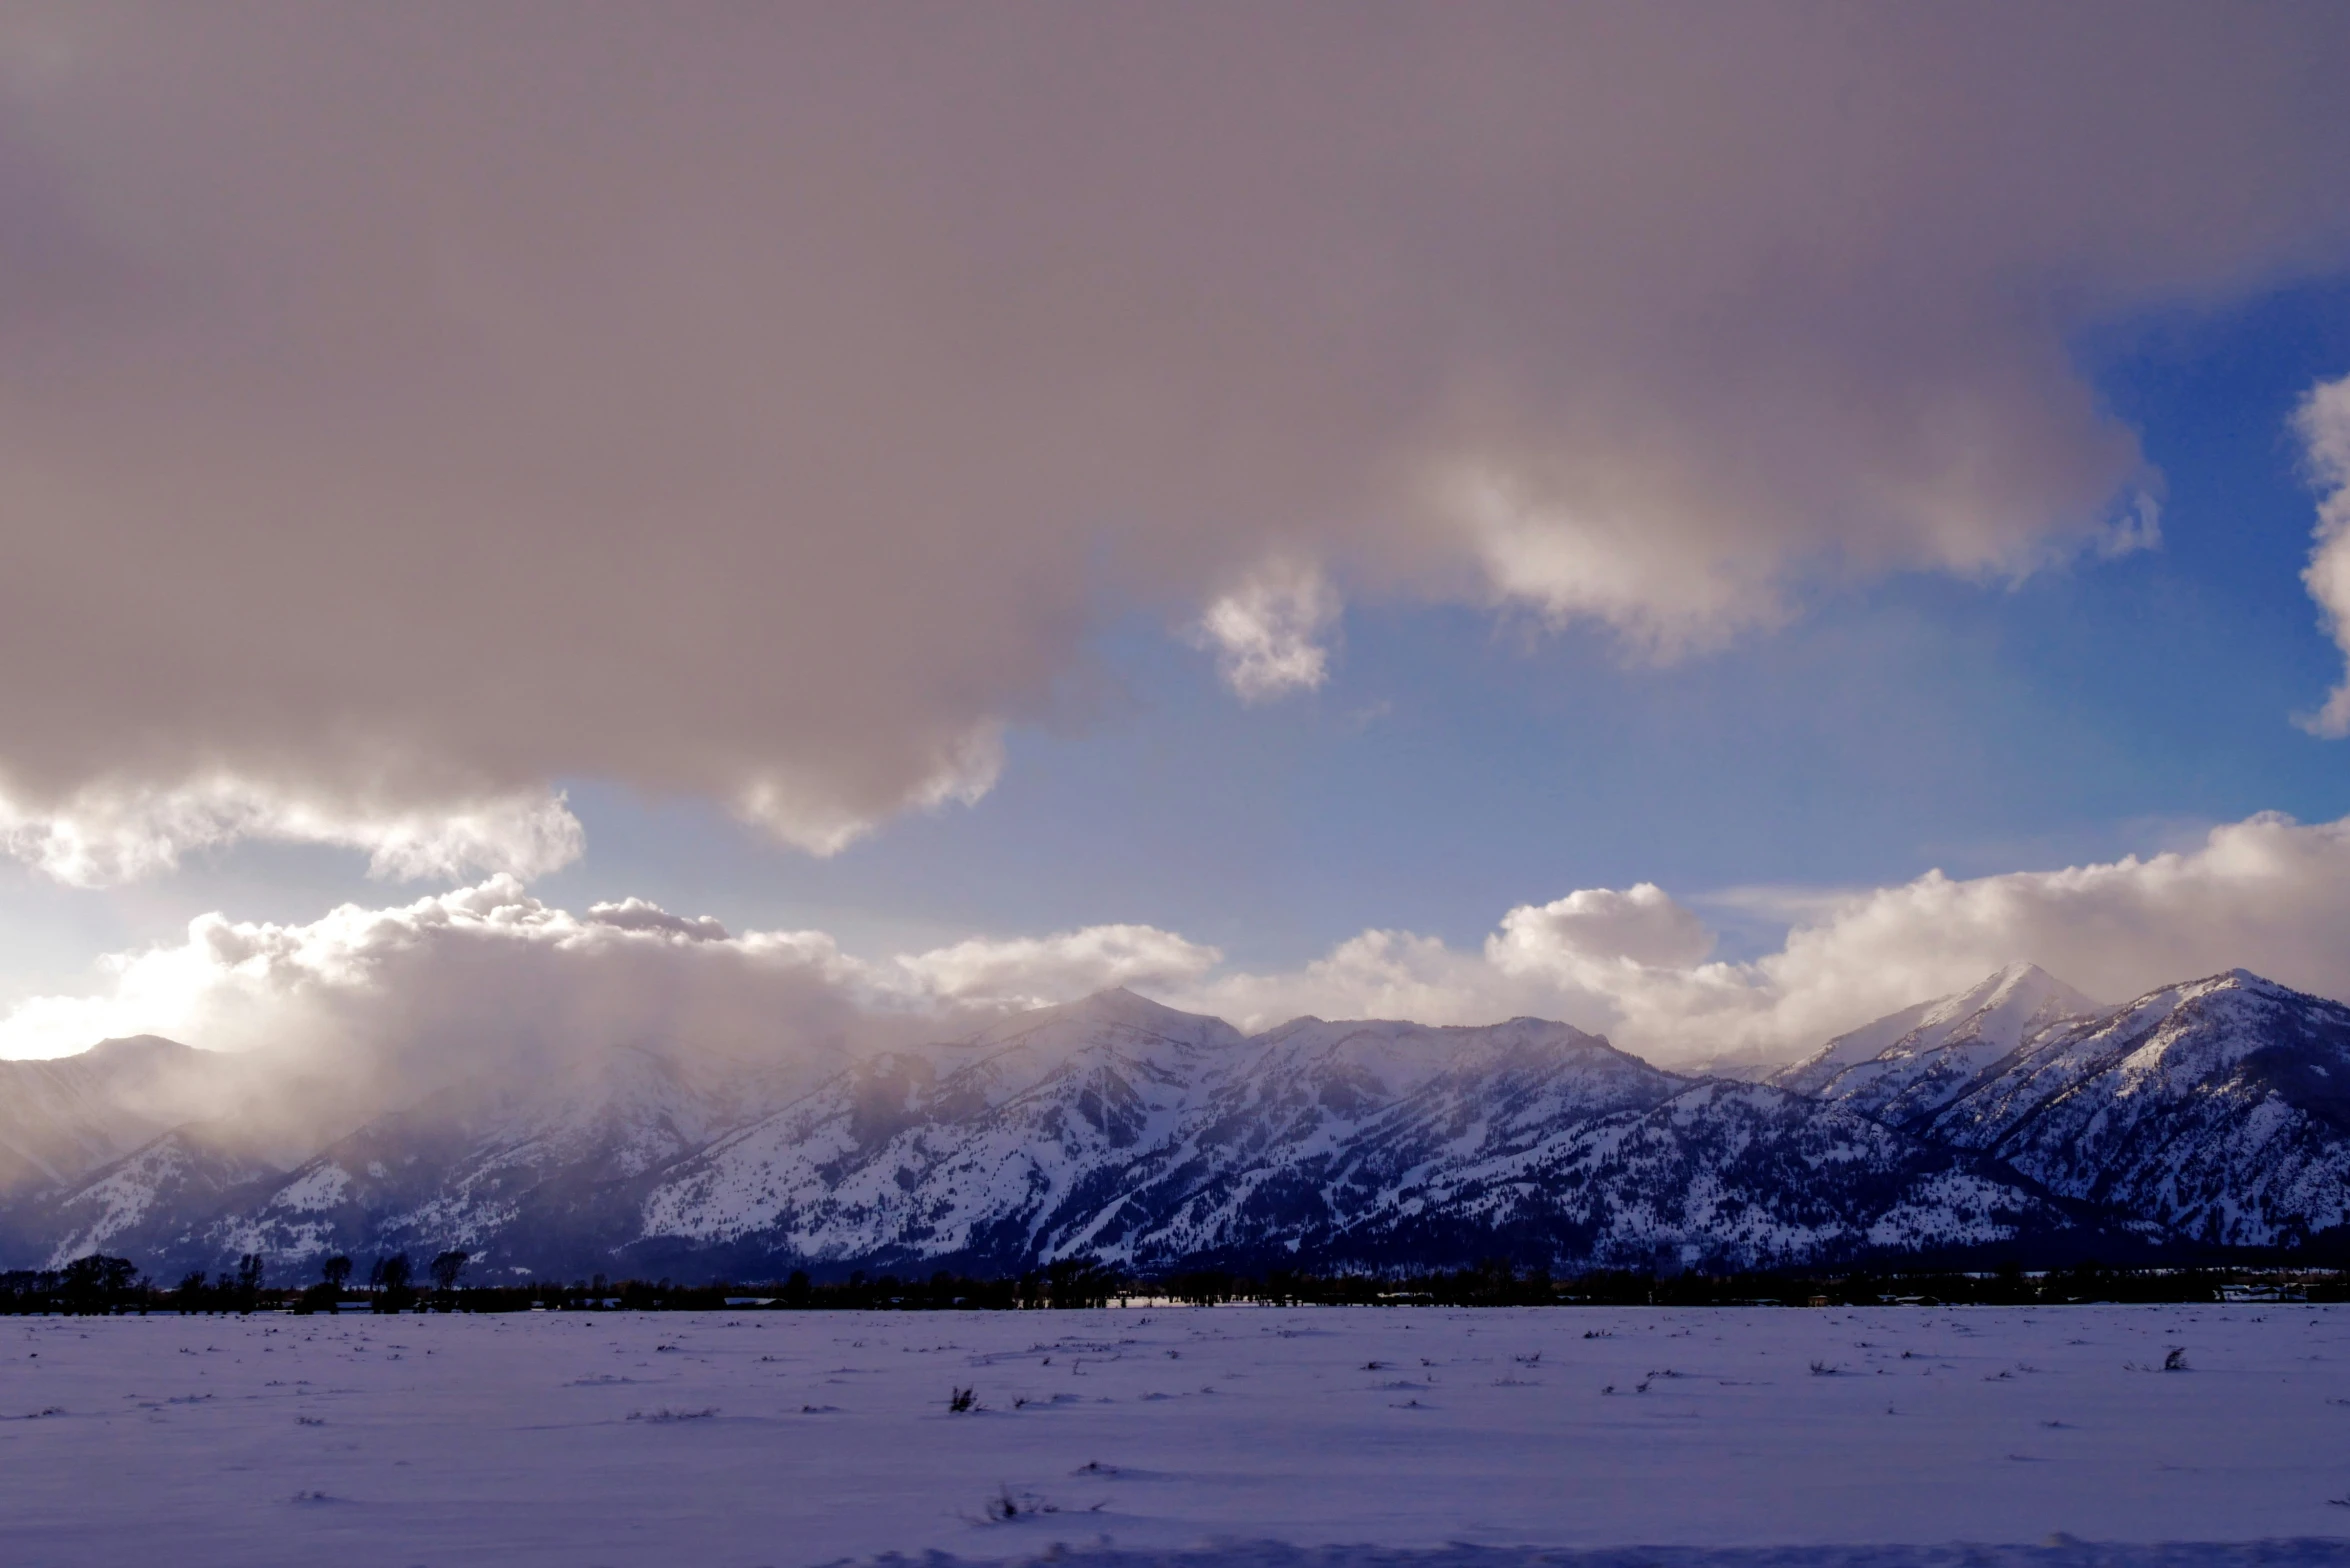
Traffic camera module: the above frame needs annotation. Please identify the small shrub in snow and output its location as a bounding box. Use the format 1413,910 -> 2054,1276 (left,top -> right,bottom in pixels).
984,1486 -> 1086,1521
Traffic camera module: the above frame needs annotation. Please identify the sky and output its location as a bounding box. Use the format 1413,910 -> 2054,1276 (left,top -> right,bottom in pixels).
5,4 -> 2350,1073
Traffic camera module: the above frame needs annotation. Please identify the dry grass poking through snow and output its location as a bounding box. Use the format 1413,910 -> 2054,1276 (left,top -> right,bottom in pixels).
0,1306 -> 2346,1567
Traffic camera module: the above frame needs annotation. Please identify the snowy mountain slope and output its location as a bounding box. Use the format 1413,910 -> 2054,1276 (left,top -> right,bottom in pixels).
1126,1018 -> 1688,1266
0,1036 -> 221,1196
17,967 -> 2350,1281
1770,963 -> 2101,1117
1317,1078 -> 2070,1271
1910,970 -> 2350,1247
142,1044 -> 818,1278
636,991 -> 1263,1273
631,994 -> 2073,1277
8,1121 -> 283,1269
633,1002 -> 1651,1274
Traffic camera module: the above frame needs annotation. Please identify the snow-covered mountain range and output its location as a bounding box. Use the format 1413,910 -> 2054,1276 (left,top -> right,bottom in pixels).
0,1036 -> 226,1196
1774,965 -> 2350,1248
4,963 -> 2346,1282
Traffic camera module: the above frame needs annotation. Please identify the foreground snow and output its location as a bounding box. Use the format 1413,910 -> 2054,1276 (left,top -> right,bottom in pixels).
872,1544 -> 2350,1568
1,1306 -> 2346,1567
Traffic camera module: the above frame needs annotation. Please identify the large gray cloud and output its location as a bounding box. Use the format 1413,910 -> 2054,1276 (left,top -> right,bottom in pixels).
2296,374 -> 2350,733
2,3 -> 2347,870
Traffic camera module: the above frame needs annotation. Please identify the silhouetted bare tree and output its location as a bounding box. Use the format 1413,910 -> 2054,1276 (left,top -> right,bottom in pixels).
429,1250 -> 470,1302
369,1253 -> 414,1312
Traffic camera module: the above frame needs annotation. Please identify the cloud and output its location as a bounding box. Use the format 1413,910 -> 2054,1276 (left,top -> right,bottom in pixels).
10,813 -> 2350,1115
1170,813 -> 2350,1062
585,898 -> 729,943
1454,468 -> 1793,657
0,776 -> 582,888
1193,561 -> 1342,702
2296,374 -> 2350,735
1492,884 -> 1715,971
889,924 -> 1222,1011
0,879 -> 832,1063
0,7 -> 2345,871
1751,812 -> 2350,1036
0,880 -> 1218,1131
733,727 -> 1007,857
0,879 -> 933,1152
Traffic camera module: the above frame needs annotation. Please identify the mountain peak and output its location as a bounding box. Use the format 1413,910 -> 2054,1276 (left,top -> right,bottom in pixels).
2142,968 -> 2302,1009
966,985 -> 1245,1056
1977,960 -> 2096,1007
1771,962 -> 2098,1100
82,1034 -> 201,1064
1922,962 -> 2101,1032
1062,986 -> 1200,1026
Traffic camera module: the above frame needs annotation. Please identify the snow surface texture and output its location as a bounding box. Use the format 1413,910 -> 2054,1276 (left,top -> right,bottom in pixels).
880,1546 -> 2350,1568
2,1306 -> 2346,1568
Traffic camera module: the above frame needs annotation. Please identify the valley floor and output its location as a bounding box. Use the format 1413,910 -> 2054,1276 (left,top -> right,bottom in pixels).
0,1306 -> 2345,1568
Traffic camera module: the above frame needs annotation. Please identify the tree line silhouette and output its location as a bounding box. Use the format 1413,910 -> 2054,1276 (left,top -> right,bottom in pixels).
0,1250 -> 2343,1314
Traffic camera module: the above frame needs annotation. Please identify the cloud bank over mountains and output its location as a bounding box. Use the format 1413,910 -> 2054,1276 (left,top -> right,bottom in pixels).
2,5 -> 2349,873
11,813 -> 2350,1091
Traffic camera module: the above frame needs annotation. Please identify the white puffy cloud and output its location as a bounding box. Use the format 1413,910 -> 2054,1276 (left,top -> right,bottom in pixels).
1750,812 -> 2350,1039
1453,469 -> 1793,657
11,814 -> 2350,1101
0,878 -> 837,1064
2296,374 -> 2350,736
1158,930 -> 1507,1040
1193,562 -> 1343,703
0,881 -> 1220,1135
889,924 -> 1222,1012
732,727 -> 1007,858
1491,884 -> 1715,971
0,7 -> 2344,874
0,776 -> 582,888
585,898 -> 730,943
1173,814 -> 2350,1063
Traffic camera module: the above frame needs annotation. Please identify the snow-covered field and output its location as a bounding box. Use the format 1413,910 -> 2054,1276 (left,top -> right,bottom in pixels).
2,1306 -> 2347,1568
